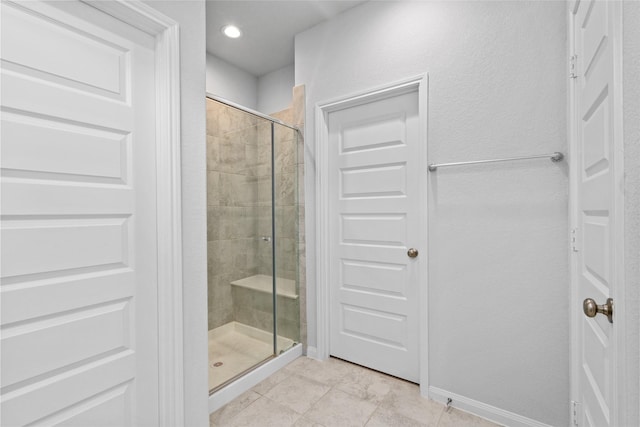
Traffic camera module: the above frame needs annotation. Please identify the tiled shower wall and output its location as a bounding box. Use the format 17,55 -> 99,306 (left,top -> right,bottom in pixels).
257,120 -> 297,281
206,100 -> 260,330
229,116 -> 299,339
269,86 -> 306,347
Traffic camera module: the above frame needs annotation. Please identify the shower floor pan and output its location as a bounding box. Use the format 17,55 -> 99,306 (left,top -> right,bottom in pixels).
208,321 -> 294,392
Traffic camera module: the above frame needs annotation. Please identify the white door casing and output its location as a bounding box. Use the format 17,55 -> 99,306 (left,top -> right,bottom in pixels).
0,1 -> 183,425
315,75 -> 428,387
570,1 -> 625,426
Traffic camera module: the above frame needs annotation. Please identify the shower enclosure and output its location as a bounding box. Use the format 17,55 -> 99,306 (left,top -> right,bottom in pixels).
206,96 -> 300,393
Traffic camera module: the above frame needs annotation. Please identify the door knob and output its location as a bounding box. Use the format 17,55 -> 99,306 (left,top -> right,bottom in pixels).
407,248 -> 419,258
583,298 -> 613,323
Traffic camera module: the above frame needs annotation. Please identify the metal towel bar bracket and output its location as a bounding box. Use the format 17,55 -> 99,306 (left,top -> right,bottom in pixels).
427,152 -> 564,172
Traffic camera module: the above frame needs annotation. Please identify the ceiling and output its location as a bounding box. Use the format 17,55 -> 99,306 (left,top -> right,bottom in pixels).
206,1 -> 367,77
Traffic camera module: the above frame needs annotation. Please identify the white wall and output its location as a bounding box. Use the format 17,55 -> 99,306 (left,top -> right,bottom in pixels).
257,64 -> 294,114
623,1 -> 640,425
206,53 -> 258,110
296,2 -> 569,426
144,1 -> 208,425
205,54 -> 294,115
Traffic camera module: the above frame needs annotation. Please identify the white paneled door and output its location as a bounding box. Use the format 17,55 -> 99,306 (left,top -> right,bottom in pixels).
571,1 -> 623,426
1,1 -> 159,425
328,88 -> 422,382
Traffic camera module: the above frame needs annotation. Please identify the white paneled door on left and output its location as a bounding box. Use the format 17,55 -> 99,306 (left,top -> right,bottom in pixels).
1,1 -> 159,425
328,87 -> 422,382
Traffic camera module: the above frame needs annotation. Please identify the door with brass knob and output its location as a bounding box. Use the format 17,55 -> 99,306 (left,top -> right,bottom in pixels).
407,248 -> 419,258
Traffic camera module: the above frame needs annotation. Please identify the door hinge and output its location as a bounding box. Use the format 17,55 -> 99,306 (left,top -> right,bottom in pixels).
571,401 -> 580,426
569,55 -> 578,79
571,228 -> 579,252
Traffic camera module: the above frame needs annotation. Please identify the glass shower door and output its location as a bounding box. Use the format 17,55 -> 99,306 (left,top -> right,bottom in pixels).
273,122 -> 300,354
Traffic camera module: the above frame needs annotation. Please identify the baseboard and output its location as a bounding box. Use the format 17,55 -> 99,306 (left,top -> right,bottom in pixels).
208,344 -> 302,413
306,345 -> 318,359
428,386 -> 553,427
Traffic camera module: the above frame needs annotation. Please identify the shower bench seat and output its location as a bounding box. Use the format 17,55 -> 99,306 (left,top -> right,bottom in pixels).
230,274 -> 300,341
230,274 -> 298,300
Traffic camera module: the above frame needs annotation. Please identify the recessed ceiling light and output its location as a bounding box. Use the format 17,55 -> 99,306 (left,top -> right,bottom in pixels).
221,25 -> 242,39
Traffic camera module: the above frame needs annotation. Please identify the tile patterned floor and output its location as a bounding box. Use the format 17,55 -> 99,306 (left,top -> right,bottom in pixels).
210,357 -> 501,427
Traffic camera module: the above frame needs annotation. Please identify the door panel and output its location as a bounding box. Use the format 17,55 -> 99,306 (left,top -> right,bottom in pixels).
2,354 -> 135,427
2,218 -> 128,277
0,1 -> 157,425
572,0 -> 620,425
2,302 -> 130,388
1,1 -> 126,96
328,90 -> 421,382
1,116 -> 128,181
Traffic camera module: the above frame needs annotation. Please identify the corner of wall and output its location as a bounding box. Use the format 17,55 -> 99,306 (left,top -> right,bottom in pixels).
257,64 -> 296,114
144,1 -> 209,425
206,53 -> 258,110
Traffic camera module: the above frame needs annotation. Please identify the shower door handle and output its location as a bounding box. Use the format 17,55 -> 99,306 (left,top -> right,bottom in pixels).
407,248 -> 419,258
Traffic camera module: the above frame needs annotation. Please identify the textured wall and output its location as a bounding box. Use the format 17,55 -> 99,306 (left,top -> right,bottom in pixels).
143,1 -> 208,425
295,1 -> 568,425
